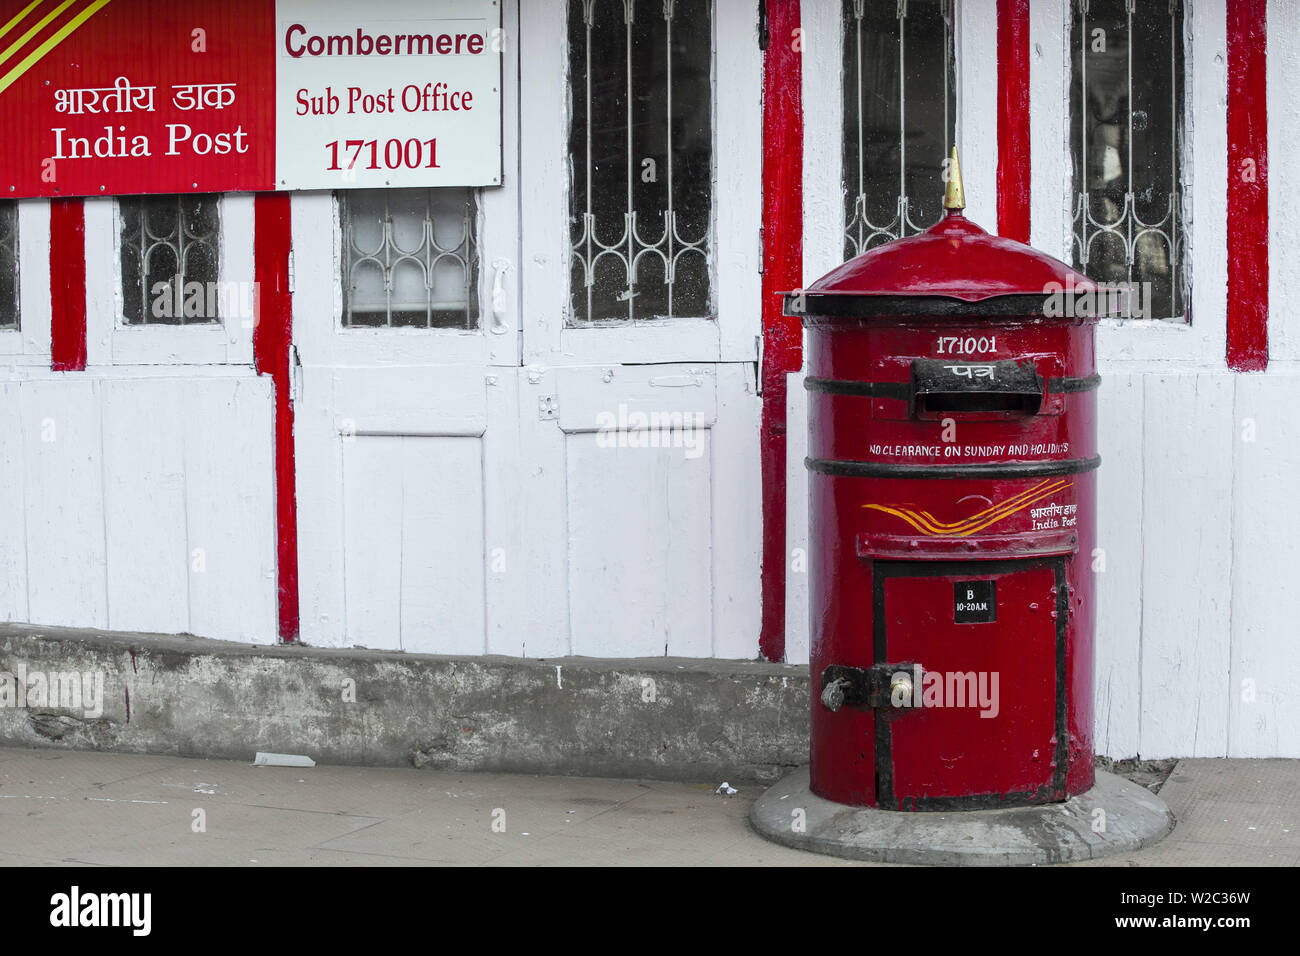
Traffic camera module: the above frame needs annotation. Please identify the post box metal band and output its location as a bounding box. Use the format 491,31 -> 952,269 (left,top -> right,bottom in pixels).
803,373 -> 1101,396
791,294 -> 1111,319
804,455 -> 1101,479
1047,373 -> 1101,393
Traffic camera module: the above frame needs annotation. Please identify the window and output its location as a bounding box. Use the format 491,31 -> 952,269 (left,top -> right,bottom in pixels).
843,0 -> 956,258
0,201 -> 17,330
339,188 -> 478,330
119,194 -> 221,325
1070,0 -> 1186,320
567,0 -> 712,324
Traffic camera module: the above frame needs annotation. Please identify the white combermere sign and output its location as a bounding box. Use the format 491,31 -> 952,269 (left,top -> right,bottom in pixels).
275,0 -> 502,190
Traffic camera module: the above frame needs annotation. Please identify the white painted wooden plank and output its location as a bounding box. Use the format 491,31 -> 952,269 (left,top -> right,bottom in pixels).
1139,373 -> 1234,757
328,366 -> 489,437
82,198 -> 116,369
1229,375 -> 1300,757
558,323 -> 721,366
564,429 -> 713,658
1029,0 -> 1071,262
800,0 -> 844,287
220,192 -> 256,365
957,0 -> 998,233
1267,0 -> 1300,362
784,367 -> 810,667
517,0 -> 568,367
710,363 -> 762,659
295,366 -> 348,646
477,0 -> 524,368
342,435 -> 404,650
1093,372 -> 1145,758
101,378 -> 189,634
510,365 -> 570,658
0,381 -> 29,621
714,0 -> 763,364
398,436 -> 486,655
557,364 -> 717,432
482,371 -> 538,656
21,379 -> 108,627
184,376 -> 277,643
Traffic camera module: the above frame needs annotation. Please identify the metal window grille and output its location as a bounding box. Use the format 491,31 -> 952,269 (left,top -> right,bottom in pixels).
1070,0 -> 1186,320
340,188 -> 479,330
0,201 -> 16,331
843,0 -> 956,259
567,0 -> 713,324
120,194 -> 221,325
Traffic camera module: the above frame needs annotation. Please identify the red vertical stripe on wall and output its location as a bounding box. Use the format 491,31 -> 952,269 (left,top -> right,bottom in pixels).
253,193 -> 300,642
49,198 -> 86,371
1226,0 -> 1268,371
996,0 -> 1031,242
759,0 -> 803,663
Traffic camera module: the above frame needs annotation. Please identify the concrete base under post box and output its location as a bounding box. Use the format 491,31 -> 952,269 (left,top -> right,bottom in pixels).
749,767 -> 1174,865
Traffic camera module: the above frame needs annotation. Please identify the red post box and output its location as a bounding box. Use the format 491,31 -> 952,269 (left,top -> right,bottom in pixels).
792,153 -> 1110,810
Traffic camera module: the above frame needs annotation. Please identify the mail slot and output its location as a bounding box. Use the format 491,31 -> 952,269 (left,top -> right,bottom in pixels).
910,358 -> 1044,417
788,152 -> 1112,810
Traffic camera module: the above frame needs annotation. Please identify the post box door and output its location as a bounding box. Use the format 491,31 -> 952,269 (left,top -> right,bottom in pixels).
874,558 -> 1068,809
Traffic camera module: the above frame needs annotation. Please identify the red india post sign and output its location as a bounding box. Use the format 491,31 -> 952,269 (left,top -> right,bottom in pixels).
0,0 -> 502,197
0,0 -> 274,197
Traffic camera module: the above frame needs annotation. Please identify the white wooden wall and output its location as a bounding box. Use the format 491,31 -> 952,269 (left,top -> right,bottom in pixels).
0,373 -> 277,641
789,0 -> 1300,758
1,0 -> 1295,760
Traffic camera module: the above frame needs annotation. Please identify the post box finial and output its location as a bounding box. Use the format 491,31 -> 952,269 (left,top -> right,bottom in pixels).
944,146 -> 965,211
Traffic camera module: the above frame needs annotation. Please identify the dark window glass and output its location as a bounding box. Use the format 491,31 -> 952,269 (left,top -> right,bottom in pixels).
120,195 -> 221,325
0,202 -> 17,331
568,0 -> 712,324
843,0 -> 956,258
1071,0 -> 1186,320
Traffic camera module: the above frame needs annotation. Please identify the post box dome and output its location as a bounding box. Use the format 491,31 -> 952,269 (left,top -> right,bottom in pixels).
809,213 -> 1095,303
796,150 -> 1102,317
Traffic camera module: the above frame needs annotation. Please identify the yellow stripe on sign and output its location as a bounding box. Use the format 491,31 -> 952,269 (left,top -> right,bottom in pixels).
0,1 -> 47,44
0,0 -> 112,97
0,0 -> 75,69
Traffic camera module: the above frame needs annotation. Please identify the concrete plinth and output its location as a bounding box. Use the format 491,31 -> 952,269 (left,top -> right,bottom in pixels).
749,767 -> 1174,865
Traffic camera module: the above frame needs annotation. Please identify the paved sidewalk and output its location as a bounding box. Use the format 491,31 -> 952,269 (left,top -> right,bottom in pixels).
0,748 -> 1295,866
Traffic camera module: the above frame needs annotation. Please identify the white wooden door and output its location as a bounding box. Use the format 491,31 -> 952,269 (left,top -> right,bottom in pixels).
513,0 -> 763,658
296,0 -> 762,659
293,1 -> 522,653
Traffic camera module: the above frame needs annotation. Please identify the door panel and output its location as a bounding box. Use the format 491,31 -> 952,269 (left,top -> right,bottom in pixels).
556,364 -> 718,656
296,365 -> 504,650
882,562 -> 1061,807
342,435 -> 486,653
